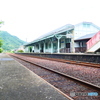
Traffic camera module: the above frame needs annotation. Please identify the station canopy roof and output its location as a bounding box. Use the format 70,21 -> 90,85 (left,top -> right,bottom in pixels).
75,33 -> 96,41
24,24 -> 74,46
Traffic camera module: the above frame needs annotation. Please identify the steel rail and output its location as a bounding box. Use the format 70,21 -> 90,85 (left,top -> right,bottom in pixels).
10,54 -> 100,92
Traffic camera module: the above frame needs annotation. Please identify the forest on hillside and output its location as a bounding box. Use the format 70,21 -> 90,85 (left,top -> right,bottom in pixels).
0,31 -> 26,51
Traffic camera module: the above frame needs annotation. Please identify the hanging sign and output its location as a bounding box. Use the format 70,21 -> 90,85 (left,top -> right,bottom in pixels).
66,34 -> 73,38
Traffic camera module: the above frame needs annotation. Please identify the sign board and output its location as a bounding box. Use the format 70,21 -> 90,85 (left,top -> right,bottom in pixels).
66,34 -> 73,38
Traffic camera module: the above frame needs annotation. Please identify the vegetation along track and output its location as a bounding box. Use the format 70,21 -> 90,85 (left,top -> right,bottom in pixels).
9,54 -> 100,100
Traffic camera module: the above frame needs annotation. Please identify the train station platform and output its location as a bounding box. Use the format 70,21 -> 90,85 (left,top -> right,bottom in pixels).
0,53 -> 70,100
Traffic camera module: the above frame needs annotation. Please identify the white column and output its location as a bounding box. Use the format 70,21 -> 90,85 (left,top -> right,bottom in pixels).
34,45 -> 35,53
71,30 -> 75,53
32,46 -> 34,52
28,46 -> 30,53
44,42 -> 45,53
57,38 -> 60,53
66,30 -> 75,53
39,43 -> 40,53
51,41 -> 53,53
25,47 -> 28,53
56,36 -> 62,53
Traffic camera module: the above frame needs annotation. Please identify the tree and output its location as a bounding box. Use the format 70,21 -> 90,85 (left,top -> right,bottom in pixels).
0,21 -> 4,53
0,39 -> 3,47
0,21 -> 4,25
0,48 -> 3,53
0,39 -> 3,53
0,21 -> 4,47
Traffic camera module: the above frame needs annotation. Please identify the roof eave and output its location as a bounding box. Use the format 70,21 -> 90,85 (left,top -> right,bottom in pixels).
24,25 -> 74,46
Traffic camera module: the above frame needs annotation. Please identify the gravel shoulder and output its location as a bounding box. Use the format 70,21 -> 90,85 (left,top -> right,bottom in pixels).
19,56 -> 100,87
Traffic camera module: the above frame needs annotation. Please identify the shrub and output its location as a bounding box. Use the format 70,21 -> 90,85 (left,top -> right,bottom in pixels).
17,50 -> 24,53
0,48 -> 3,53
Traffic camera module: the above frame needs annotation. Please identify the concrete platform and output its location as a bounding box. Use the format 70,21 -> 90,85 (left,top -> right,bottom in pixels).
18,53 -> 100,64
0,53 -> 70,100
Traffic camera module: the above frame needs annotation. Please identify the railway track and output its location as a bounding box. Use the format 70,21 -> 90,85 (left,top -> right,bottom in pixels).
9,53 -> 100,100
15,53 -> 100,68
11,54 -> 100,87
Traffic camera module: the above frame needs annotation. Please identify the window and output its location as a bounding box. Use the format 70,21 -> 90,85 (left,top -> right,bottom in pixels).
45,43 -> 48,49
79,42 -> 81,47
82,42 -> 83,47
49,43 -> 51,48
66,43 -> 70,48
83,23 -> 90,28
79,42 -> 84,47
36,45 -> 39,49
87,24 -> 90,28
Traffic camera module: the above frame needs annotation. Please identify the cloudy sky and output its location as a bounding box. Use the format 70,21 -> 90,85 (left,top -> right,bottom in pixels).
0,0 -> 100,42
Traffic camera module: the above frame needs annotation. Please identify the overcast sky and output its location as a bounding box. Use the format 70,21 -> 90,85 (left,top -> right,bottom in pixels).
0,0 -> 100,42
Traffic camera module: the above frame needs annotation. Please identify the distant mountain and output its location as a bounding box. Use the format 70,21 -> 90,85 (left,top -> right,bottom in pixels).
0,31 -> 26,50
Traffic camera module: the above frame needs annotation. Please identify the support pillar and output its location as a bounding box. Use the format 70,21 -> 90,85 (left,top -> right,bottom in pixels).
44,42 -> 46,53
39,43 -> 40,53
55,35 -> 62,53
71,30 -> 75,53
57,38 -> 60,53
34,45 -> 35,53
66,30 -> 75,53
51,41 -> 53,53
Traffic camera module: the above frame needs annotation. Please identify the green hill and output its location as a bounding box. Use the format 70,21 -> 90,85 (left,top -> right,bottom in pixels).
0,31 -> 26,51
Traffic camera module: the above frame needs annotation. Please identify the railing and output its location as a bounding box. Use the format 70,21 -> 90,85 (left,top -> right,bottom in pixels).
60,47 -> 87,53
87,31 -> 100,50
60,48 -> 71,53
75,47 -> 86,53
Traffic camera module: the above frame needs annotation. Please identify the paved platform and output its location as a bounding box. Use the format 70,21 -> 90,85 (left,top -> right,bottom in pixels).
0,53 -> 70,100
18,53 -> 100,63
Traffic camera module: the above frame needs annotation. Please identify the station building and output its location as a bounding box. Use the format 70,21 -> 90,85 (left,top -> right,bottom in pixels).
24,22 -> 100,53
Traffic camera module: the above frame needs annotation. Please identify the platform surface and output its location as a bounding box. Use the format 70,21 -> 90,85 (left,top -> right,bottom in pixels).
0,53 -> 69,100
